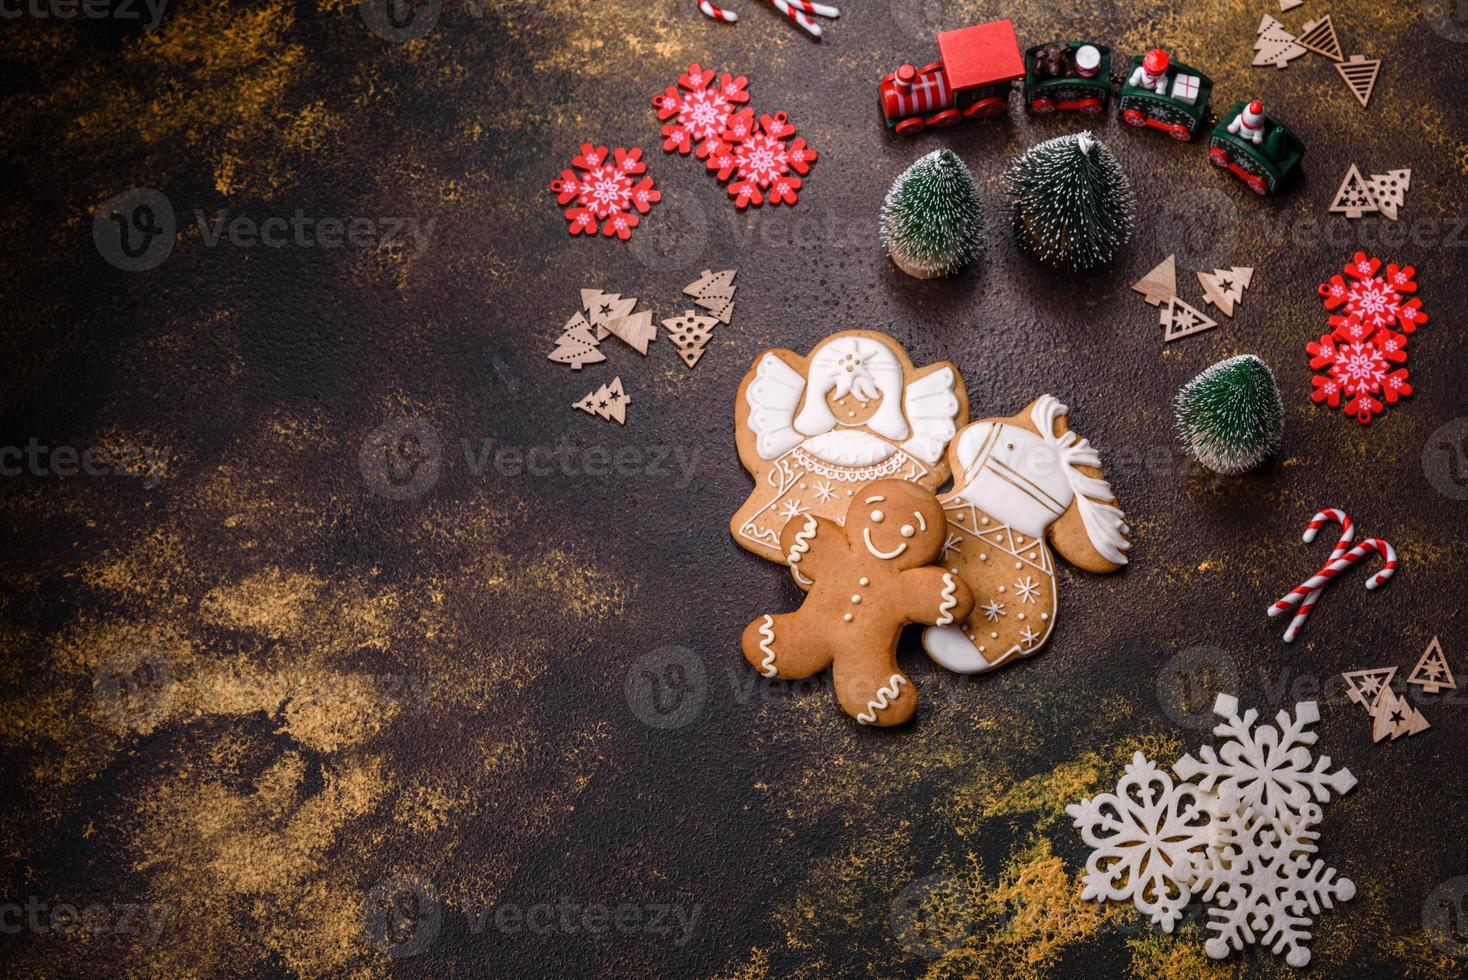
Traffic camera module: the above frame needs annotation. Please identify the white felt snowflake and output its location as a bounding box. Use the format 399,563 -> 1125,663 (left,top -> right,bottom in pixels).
1065,752 -> 1213,932
1172,694 -> 1356,832
1189,796 -> 1355,967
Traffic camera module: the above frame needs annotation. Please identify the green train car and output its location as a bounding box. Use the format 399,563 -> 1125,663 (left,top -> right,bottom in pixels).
1208,100 -> 1306,195
1118,51 -> 1212,141
1023,41 -> 1111,115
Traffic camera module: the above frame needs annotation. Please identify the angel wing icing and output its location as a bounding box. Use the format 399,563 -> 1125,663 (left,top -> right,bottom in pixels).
745,353 -> 807,460
899,366 -> 960,465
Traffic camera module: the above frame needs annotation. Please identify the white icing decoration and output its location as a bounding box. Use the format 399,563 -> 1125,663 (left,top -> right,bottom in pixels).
794,336 -> 908,441
787,515 -> 817,587
937,573 -> 958,625
856,674 -> 907,725
900,366 -> 961,464
745,353 -> 807,460
757,615 -> 778,677
800,430 -> 897,467
915,512 -> 927,532
862,528 -> 907,560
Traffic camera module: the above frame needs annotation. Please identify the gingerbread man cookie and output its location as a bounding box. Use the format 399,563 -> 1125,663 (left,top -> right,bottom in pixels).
740,479 -> 975,726
732,331 -> 967,568
922,395 -> 1130,674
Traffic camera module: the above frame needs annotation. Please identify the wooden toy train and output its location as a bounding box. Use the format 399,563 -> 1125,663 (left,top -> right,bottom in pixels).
879,19 -> 1305,195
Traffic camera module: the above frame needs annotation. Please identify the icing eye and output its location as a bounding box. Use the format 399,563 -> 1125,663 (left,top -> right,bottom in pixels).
900,524 -> 915,538
1006,442 -> 1014,450
870,510 -> 885,523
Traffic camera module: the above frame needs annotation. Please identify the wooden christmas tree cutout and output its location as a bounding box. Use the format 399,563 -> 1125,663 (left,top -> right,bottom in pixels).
1336,55 -> 1381,108
581,288 -> 638,340
1297,15 -> 1343,61
1370,686 -> 1430,742
1131,254 -> 1176,306
547,312 -> 606,370
1342,666 -> 1396,710
605,309 -> 657,354
573,376 -> 630,424
683,269 -> 737,324
661,310 -> 718,368
1329,164 -> 1379,219
1407,636 -> 1455,694
1279,0 -> 1303,10
1196,267 -> 1254,317
1367,169 -> 1411,220
1160,296 -> 1218,341
1253,15 -> 1307,69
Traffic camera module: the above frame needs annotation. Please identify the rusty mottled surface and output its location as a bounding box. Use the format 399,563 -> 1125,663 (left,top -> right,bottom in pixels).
2,1 -> 1467,977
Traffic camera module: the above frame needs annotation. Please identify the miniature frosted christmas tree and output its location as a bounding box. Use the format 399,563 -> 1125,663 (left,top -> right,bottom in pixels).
1174,354 -> 1284,475
879,149 -> 986,279
1005,131 -> 1133,273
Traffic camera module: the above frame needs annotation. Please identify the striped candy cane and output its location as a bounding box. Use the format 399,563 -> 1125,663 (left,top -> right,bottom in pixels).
1281,509 -> 1354,642
768,0 -> 821,37
697,0 -> 737,22
782,0 -> 840,16
1270,537 -> 1398,617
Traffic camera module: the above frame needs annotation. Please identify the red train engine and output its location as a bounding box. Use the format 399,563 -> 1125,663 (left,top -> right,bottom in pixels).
880,19 -> 1025,136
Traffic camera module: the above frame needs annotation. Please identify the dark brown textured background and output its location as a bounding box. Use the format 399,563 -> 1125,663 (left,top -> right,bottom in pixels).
2,1 -> 1467,977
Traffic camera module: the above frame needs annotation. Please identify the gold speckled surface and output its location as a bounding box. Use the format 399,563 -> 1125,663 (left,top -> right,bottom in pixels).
2,1 -> 1467,977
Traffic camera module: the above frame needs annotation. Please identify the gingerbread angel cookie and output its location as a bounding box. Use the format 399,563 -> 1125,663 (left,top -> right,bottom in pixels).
740,479 -> 975,726
922,395 -> 1130,674
732,331 -> 967,567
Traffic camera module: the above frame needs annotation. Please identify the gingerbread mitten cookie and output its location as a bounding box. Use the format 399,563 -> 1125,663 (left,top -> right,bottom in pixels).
731,331 -> 967,569
921,395 -> 1130,675
741,479 -> 974,726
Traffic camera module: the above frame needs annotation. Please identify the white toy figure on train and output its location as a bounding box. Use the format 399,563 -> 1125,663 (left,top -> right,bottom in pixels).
1227,99 -> 1267,145
1128,48 -> 1170,94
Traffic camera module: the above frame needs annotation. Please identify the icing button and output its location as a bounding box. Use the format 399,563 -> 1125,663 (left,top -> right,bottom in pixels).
850,595 -> 862,604
1014,562 -> 1022,569
1041,613 -> 1049,621
990,631 -> 998,639
980,517 -> 990,525
859,577 -> 870,586
979,553 -> 988,561
997,585 -> 1006,593
843,613 -> 853,622
1028,551 -> 1037,560
900,524 -> 915,538
1017,613 -> 1026,620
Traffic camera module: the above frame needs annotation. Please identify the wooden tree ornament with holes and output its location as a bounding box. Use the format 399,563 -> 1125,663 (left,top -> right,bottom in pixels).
1296,15 -> 1343,61
1197,267 -> 1254,317
1407,636 -> 1455,694
1253,15 -> 1307,69
1336,55 -> 1381,108
547,312 -> 606,370
573,376 -> 631,424
1280,0 -> 1303,10
1132,255 -> 1176,306
1160,296 -> 1218,341
1367,169 -> 1410,220
1329,164 -> 1378,219
662,311 -> 718,367
684,268 -> 737,323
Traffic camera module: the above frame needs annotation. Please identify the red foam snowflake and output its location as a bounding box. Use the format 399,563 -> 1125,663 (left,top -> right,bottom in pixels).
652,63 -> 750,158
1318,251 -> 1429,334
705,109 -> 817,208
653,63 -> 816,210
1307,325 -> 1412,425
549,144 -> 660,240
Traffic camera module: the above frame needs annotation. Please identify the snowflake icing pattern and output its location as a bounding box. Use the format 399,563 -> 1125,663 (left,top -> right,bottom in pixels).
1307,252 -> 1427,425
549,144 -> 660,240
652,63 -> 750,158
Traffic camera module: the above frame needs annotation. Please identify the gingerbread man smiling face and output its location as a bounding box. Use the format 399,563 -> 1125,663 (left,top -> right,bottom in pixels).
741,479 -> 974,726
